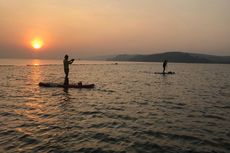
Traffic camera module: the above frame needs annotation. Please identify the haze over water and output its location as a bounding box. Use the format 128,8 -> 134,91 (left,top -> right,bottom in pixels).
1,0 -> 230,58
0,59 -> 229,153
1,0 -> 230,152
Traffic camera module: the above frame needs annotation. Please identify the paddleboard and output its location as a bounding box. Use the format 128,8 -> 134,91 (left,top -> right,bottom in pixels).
154,71 -> 175,75
39,82 -> 95,88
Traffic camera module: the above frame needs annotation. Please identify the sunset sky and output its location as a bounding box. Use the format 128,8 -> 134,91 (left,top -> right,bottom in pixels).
1,0 -> 230,59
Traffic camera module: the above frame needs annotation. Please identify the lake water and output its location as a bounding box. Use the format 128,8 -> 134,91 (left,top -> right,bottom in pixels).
0,59 -> 229,153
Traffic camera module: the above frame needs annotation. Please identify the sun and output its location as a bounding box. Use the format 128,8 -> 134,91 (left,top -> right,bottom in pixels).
31,38 -> 44,49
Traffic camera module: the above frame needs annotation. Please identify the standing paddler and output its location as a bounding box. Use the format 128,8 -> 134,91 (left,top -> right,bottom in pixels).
163,60 -> 168,74
63,54 -> 74,85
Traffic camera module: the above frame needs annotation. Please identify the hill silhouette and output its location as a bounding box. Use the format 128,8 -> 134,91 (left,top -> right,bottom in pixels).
107,52 -> 230,64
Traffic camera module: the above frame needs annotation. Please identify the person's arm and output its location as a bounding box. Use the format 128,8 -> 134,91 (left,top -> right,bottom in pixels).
68,59 -> 75,64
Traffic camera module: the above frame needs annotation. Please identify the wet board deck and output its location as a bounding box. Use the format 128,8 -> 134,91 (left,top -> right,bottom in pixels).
39,82 -> 95,88
154,72 -> 176,75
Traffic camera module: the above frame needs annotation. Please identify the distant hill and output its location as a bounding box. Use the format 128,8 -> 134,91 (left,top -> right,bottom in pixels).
84,55 -> 116,60
107,52 -> 230,64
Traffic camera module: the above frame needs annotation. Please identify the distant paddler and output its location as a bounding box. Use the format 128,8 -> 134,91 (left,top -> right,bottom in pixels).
63,54 -> 74,85
163,60 -> 168,74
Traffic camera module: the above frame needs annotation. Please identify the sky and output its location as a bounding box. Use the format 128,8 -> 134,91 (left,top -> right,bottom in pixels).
0,0 -> 230,59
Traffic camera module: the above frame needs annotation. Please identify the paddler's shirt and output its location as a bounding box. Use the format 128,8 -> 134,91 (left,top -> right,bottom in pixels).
63,59 -> 70,70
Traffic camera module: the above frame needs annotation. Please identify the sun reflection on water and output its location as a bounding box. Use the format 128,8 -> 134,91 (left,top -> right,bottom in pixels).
30,60 -> 42,85
32,59 -> 41,66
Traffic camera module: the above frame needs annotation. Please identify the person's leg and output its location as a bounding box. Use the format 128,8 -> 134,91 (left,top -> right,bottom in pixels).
64,69 -> 69,85
64,69 -> 69,78
64,77 -> 69,85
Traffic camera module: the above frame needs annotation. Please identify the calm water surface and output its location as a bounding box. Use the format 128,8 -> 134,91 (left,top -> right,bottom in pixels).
0,59 -> 229,153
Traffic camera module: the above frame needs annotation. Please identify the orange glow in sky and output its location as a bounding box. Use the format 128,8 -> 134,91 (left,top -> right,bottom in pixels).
1,1 -> 230,57
31,38 -> 44,50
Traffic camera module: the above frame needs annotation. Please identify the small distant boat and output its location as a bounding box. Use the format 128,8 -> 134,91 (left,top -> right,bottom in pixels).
154,71 -> 176,75
39,82 -> 95,89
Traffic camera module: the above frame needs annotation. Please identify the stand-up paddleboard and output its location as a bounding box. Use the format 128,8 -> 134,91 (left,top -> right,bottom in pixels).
39,82 -> 95,89
154,71 -> 175,75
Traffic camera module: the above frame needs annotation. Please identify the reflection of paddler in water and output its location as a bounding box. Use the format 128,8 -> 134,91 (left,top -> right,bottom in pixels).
163,60 -> 168,74
63,54 -> 74,85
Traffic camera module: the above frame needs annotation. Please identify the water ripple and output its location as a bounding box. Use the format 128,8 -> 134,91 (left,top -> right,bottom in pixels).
0,63 -> 230,153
